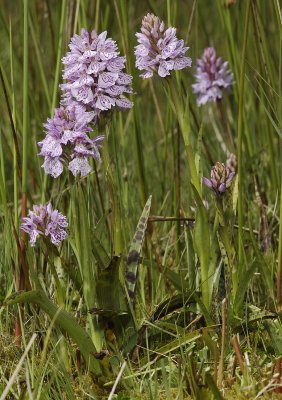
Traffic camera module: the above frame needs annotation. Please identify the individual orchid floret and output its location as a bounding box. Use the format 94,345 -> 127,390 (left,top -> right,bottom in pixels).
135,13 -> 192,78
192,47 -> 234,106
226,153 -> 237,173
60,29 -> 133,122
20,203 -> 68,247
67,134 -> 104,177
38,105 -> 104,178
203,161 -> 235,195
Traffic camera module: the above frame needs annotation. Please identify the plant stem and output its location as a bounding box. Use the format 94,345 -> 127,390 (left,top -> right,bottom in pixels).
237,0 -> 251,267
133,105 -> 147,205
218,298 -> 227,388
22,0 -> 28,199
216,198 -> 236,300
166,78 -> 201,196
17,0 -> 29,346
103,126 -> 123,255
45,248 -> 65,306
176,124 -> 181,262
217,99 -> 235,154
9,21 -> 18,230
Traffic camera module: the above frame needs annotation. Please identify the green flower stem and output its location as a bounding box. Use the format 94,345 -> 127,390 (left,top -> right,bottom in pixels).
217,99 -> 235,154
103,125 -> 123,256
9,21 -> 18,230
22,0 -> 28,198
42,244 -> 65,307
192,186 -> 210,310
133,104 -> 148,205
237,0 -> 251,266
216,198 -> 237,300
71,182 -> 103,350
40,246 -> 69,371
166,78 -> 201,196
49,261 -> 64,305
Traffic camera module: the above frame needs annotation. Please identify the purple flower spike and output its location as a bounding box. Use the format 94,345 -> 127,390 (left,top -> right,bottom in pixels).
20,203 -> 68,247
192,47 -> 234,106
135,13 -> 192,79
203,161 -> 235,196
61,29 -> 133,122
38,105 -> 104,178
38,28 -> 134,179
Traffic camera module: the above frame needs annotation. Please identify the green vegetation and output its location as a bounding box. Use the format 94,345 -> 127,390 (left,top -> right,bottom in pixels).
0,0 -> 281,398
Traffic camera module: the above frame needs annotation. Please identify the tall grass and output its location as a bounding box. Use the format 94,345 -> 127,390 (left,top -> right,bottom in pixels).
0,0 -> 281,399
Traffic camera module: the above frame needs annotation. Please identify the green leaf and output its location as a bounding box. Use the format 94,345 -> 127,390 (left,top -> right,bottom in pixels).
96,256 -> 127,313
4,290 -> 102,376
73,185 -> 96,309
233,305 -> 277,332
138,331 -> 200,368
91,232 -> 111,270
248,214 -> 275,299
125,195 -> 152,302
233,260 -> 257,315
205,373 -> 224,400
232,174 -> 239,214
195,122 -> 204,175
264,320 -> 282,354
163,267 -> 189,292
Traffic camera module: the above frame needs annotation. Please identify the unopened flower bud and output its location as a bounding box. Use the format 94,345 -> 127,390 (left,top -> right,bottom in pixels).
203,161 -> 235,195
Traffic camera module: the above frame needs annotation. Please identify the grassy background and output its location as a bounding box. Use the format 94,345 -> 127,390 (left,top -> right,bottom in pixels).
0,0 -> 281,398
